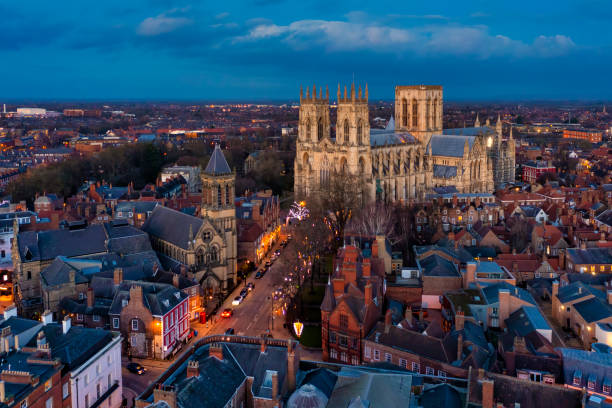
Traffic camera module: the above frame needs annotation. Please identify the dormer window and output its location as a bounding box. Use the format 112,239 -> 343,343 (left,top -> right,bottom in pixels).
573,370 -> 582,387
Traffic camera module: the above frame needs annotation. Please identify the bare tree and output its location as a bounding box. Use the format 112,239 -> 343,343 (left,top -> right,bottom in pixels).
351,202 -> 401,246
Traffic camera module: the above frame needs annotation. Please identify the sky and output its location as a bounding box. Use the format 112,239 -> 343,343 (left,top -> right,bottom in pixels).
1,0 -> 611,101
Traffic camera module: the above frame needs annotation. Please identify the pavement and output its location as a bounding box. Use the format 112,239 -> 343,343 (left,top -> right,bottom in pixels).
121,234 -> 322,406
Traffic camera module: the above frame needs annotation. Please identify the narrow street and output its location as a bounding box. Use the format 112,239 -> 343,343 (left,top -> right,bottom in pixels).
122,234 -> 322,405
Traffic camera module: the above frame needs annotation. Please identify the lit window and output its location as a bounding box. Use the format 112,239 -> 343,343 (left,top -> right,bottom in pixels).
373,349 -> 380,361
385,353 -> 392,363
112,318 -> 119,329
364,346 -> 371,358
426,367 -> 435,376
399,359 -> 407,369
438,370 -> 446,379
45,380 -> 51,391
93,315 -> 100,322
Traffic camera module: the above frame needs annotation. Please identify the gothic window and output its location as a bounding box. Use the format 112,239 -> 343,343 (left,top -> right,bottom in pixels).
217,185 -> 222,207
339,313 -> 348,329
225,184 -> 230,205
357,119 -> 363,144
425,98 -> 431,130
209,246 -> 219,263
402,99 -> 408,127
343,119 -> 349,144
412,98 -> 418,128
339,157 -> 347,174
306,119 -> 311,140
359,157 -> 365,175
433,98 -> 438,129
317,117 -> 323,141
197,248 -> 205,267
202,231 -> 212,241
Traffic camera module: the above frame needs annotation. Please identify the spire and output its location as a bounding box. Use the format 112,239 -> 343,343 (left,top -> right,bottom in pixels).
319,86 -> 322,100
509,126 -> 514,140
300,85 -> 303,101
313,85 -> 317,100
350,82 -> 355,101
321,276 -> 336,312
306,86 -> 310,99
474,113 -> 480,128
337,83 -> 341,101
325,85 -> 329,100
485,117 -> 490,127
344,85 -> 347,100
365,83 -> 368,100
358,84 -> 362,100
204,144 -> 232,175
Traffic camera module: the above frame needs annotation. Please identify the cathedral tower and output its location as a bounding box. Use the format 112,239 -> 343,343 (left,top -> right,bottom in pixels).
336,83 -> 370,146
298,85 -> 330,143
201,144 -> 237,286
394,85 -> 443,143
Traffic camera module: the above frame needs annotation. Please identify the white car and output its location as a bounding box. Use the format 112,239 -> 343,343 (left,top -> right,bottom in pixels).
232,296 -> 244,306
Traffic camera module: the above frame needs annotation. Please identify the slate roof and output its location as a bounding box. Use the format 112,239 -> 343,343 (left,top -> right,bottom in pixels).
556,281 -> 605,304
429,134 -> 475,157
204,144 -> 232,175
0,316 -> 41,335
573,297 -> 612,323
418,254 -> 460,277
109,281 -> 188,317
433,164 -> 458,178
30,323 -> 115,370
481,282 -> 536,305
369,129 -> 417,147
41,257 -> 93,287
596,209 -> 612,228
566,247 -> 612,265
419,383 -> 463,408
142,206 -> 203,250
326,367 -> 412,407
442,126 -> 495,137
115,200 -> 159,214
505,306 -> 551,337
0,351 -> 59,404
558,348 -> 612,394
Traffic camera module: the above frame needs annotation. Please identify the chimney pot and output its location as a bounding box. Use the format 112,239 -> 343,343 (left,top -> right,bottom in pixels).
62,316 -> 71,334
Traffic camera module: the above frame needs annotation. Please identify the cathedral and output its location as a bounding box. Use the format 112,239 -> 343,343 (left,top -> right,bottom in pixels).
294,84 -> 515,203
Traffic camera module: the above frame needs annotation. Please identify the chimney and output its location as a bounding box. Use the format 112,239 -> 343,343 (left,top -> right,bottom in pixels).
552,280 -> 559,298
601,232 -> 607,242
362,258 -> 371,277
384,309 -> 392,334
260,334 -> 267,353
580,239 -> 587,250
87,287 -> 94,308
607,291 -> 612,305
129,285 -> 143,305
455,309 -> 465,331
481,378 -> 494,408
332,277 -> 345,294
287,340 -> 296,393
365,282 -> 373,306
114,267 -> 123,285
62,316 -> 71,334
14,335 -> 19,350
271,371 -> 279,401
210,343 -> 224,360
499,289 -> 510,324
457,334 -> 463,361
513,336 -> 527,353
0,380 -> 5,403
186,360 -> 199,378
464,262 -> 477,287
172,274 -> 180,288
153,386 -> 176,408
405,305 -> 413,321
41,310 -> 53,325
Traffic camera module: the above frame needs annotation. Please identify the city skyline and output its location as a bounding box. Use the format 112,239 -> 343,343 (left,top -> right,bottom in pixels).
2,0 -> 611,101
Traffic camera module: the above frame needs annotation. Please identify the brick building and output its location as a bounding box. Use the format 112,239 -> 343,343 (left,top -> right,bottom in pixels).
320,244 -> 384,365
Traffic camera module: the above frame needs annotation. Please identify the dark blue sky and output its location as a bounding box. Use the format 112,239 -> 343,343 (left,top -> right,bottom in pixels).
2,0 -> 610,101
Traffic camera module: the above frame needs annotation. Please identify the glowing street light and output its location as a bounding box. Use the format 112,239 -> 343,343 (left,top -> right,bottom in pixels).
293,321 -> 304,338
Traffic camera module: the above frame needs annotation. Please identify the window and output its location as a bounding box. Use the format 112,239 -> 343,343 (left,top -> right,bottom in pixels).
329,332 -> 336,344
352,337 -> 358,349
45,379 -> 51,391
339,336 -> 348,347
351,355 -> 359,365
96,364 -> 101,374
399,359 -> 407,369
330,349 -> 337,359
77,314 -> 83,321
84,374 -> 89,385
339,314 -> 348,330
364,346 -> 371,358
97,383 -> 101,399
385,353 -> 392,363
108,374 -> 112,388
112,318 -> 119,329
412,362 -> 420,373
45,398 -> 52,408
20,400 -> 27,408
544,376 -> 554,385
573,371 -> 582,387
530,372 -> 542,383
131,319 -> 138,331
62,382 -> 69,399
373,349 -> 380,361
79,292 -> 85,300
340,352 -> 347,363
426,367 -> 435,376
438,370 -> 446,380
603,382 -> 611,394
85,395 -> 89,408
588,376 -> 596,390
93,315 -> 100,322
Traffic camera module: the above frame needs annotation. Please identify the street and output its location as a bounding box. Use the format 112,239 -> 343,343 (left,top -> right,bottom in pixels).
121,234 -> 322,405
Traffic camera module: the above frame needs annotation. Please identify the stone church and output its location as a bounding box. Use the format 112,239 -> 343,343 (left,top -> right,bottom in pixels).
143,144 -> 237,300
294,84 -> 515,203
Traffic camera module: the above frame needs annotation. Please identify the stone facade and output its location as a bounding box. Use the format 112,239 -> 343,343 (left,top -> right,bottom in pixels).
294,83 -> 516,203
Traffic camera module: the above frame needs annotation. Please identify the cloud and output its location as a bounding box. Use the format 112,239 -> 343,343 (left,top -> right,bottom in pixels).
137,12 -> 192,36
237,19 -> 576,59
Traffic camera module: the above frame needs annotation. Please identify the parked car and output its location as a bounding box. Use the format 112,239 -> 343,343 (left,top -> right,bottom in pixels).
275,249 -> 281,256
126,363 -> 146,375
221,308 -> 233,318
232,296 -> 244,306
240,288 -> 248,298
255,271 -> 263,279
247,282 -> 255,291
225,328 -> 235,335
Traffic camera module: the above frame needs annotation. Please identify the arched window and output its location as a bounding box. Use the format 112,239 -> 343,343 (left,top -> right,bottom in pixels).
402,99 -> 408,127
305,119 -> 311,140
339,157 -> 347,174
412,99 -> 418,128
317,118 -> 323,141
359,157 -> 365,174
433,98 -> 438,129
225,184 -> 230,205
425,98 -> 431,130
209,246 -> 219,262
217,185 -> 222,207
343,119 -> 349,144
357,120 -> 363,144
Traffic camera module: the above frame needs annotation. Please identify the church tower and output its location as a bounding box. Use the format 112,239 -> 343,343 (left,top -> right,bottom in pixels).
336,83 -> 370,146
201,144 -> 237,287
394,85 -> 443,144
